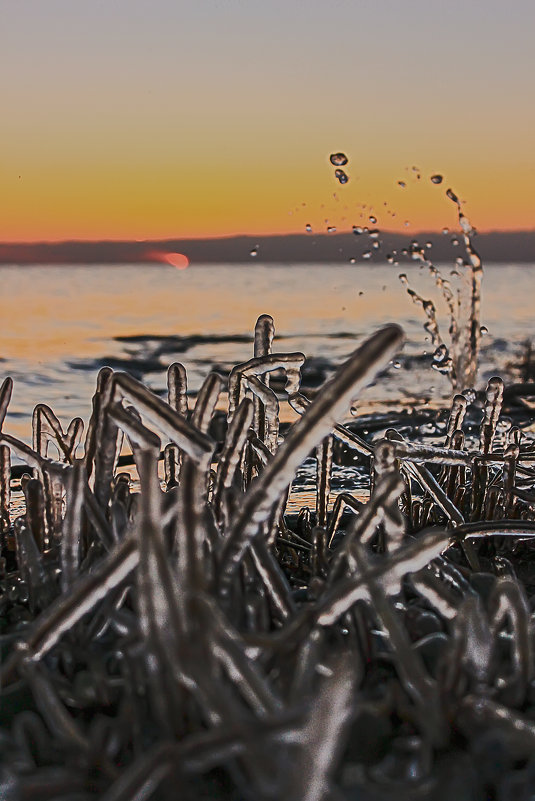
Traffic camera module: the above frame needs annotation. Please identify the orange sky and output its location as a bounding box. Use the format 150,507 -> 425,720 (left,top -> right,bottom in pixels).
2,1 -> 535,242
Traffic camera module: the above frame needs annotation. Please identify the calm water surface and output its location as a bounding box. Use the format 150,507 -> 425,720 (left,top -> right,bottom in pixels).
1,262 -> 534,440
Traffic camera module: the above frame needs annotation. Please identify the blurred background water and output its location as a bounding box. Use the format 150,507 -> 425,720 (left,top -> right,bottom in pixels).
1,262 -> 534,441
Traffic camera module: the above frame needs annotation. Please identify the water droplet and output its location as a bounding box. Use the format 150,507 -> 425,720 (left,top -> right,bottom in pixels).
425,241 -> 432,249
369,229 -> 380,239
327,226 -> 337,233
250,246 -> 258,257
305,223 -> 312,233
497,416 -> 512,432
392,360 -> 401,369
330,152 -> 348,166
358,290 -> 364,295
446,188 -> 459,204
352,226 -> 363,235
430,174 -> 443,184
386,254 -> 394,264
480,325 -> 489,335
349,257 -> 356,264
372,241 -> 380,249
335,169 -> 349,184
442,227 -> 449,235
404,220 -> 410,227
419,423 -> 436,435
459,214 -> 472,234
397,180 -> 406,188
369,215 -> 377,224
362,250 -> 372,259
451,237 -> 459,247
433,344 -> 448,362
463,388 -> 477,404
398,273 -> 408,285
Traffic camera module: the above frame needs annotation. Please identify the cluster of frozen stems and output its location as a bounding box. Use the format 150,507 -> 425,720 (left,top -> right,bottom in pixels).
2,316 -> 535,800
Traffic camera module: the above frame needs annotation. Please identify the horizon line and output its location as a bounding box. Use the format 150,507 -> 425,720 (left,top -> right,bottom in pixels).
1,227 -> 535,246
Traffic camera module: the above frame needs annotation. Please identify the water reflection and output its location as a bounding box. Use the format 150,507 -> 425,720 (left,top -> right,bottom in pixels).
1,263 -> 534,440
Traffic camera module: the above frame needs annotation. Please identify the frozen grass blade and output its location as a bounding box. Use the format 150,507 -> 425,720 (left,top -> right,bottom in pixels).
218,325 -> 404,598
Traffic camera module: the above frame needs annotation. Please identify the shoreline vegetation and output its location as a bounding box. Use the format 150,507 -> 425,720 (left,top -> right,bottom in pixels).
4,314 -> 535,798
0,229 -> 534,265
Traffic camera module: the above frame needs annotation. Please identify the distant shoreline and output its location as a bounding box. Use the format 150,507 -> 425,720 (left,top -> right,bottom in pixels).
0,230 -> 534,265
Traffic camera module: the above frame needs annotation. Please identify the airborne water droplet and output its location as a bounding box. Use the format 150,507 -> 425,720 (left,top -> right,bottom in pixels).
362,250 -> 372,259
305,223 -> 312,233
330,152 -> 348,166
430,174 -> 443,184
335,169 -> 349,184
352,226 -> 363,235
397,180 -> 406,188
463,388 -> 477,404
446,188 -> 459,204
459,215 -> 472,234
327,226 -> 337,233
369,215 -> 377,224
250,246 -> 258,257
480,325 -> 489,335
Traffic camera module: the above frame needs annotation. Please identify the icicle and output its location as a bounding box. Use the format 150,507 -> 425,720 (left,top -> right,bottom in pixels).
0,443 -> 10,535
316,436 -> 333,528
61,460 -> 86,592
445,394 -> 467,447
246,376 -> 279,454
472,376 -> 504,520
253,314 -> 275,441
0,376 -> 13,431
212,398 -> 254,525
165,362 -> 188,488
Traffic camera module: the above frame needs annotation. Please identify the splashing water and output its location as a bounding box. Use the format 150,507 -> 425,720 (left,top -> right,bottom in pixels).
398,185 -> 484,391
329,152 -> 348,166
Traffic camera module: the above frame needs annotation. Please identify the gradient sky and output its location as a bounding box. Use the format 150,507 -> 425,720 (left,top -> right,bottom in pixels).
2,0 -> 534,241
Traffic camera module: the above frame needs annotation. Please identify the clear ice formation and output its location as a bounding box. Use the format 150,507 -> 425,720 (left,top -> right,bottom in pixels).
2,318 -> 535,799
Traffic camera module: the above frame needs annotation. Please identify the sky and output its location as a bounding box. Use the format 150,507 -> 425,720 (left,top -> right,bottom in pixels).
1,0 -> 535,241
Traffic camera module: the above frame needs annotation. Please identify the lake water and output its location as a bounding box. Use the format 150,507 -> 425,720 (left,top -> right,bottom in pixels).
1,262 -> 534,442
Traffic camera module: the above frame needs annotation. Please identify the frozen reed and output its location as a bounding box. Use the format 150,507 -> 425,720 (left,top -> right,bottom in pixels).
2,316 -> 535,800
